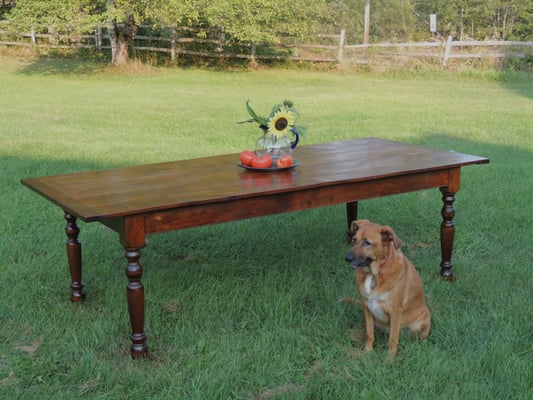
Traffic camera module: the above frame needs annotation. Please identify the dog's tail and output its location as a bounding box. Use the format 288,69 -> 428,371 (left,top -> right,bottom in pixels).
339,297 -> 361,306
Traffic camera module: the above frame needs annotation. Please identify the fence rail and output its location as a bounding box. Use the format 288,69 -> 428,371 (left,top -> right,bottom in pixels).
442,36 -> 533,65
1,25 -> 531,66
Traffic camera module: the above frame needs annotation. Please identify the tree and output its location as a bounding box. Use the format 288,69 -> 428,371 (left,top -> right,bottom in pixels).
0,1 -> 15,19
7,0 -> 200,65
104,0 -> 144,65
482,0 -> 533,40
413,0 -> 533,40
7,0 -> 103,36
325,0 -> 360,42
7,0 -> 328,65
201,0 -> 329,45
4,0 -> 531,64
106,0 -> 201,65
359,0 -> 431,42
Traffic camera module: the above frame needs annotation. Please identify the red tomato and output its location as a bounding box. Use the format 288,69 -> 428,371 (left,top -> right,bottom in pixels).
240,150 -> 256,166
275,154 -> 293,168
251,154 -> 273,169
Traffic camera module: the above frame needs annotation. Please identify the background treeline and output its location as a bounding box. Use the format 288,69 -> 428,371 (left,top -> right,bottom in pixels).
1,0 -> 531,64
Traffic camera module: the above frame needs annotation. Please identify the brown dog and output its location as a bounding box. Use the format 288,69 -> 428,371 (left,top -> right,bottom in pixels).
345,219 -> 430,361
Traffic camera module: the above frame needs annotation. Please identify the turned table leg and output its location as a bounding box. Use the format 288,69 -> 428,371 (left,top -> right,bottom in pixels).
120,215 -> 148,358
439,187 -> 456,280
64,212 -> 85,302
125,247 -> 147,358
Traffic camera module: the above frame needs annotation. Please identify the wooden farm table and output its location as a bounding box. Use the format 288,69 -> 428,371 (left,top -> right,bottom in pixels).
21,137 -> 489,357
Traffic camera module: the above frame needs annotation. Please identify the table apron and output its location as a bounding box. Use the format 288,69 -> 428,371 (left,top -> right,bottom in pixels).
137,168 -> 456,235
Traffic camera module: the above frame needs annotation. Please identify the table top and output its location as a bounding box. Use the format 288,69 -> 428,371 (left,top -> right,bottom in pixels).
21,137 -> 489,222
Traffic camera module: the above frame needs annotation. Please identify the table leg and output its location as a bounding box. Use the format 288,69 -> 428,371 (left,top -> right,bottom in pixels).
439,188 -> 456,280
125,247 -> 148,358
346,201 -> 359,228
64,212 -> 85,302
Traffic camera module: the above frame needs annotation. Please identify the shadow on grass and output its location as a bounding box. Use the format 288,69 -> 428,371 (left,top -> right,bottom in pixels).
402,134 -> 529,247
498,49 -> 533,99
498,71 -> 533,99
15,52 -> 109,76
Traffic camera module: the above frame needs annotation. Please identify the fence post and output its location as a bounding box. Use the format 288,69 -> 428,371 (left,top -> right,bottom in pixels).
292,37 -> 299,57
337,29 -> 345,62
95,26 -> 102,50
216,32 -> 225,53
251,44 -> 256,63
30,27 -> 36,45
170,26 -> 177,61
443,35 -> 453,66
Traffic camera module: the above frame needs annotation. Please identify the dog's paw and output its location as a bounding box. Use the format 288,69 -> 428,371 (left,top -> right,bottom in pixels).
386,351 -> 396,363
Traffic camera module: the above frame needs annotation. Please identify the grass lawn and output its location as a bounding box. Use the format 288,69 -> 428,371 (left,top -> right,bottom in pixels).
1,55 -> 532,399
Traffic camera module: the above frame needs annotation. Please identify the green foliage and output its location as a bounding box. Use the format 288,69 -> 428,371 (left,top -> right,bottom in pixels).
3,0 -> 532,46
0,1 -> 14,19
414,0 -> 533,40
144,0 -> 200,27
504,53 -> 533,72
332,0 -> 533,42
7,0 -> 104,33
105,0 -> 145,24
325,0 -> 360,41
370,0 -> 418,41
5,0 -> 333,64
201,0 -> 329,44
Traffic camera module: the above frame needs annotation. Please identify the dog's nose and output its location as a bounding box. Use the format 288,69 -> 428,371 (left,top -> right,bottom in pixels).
345,252 -> 354,263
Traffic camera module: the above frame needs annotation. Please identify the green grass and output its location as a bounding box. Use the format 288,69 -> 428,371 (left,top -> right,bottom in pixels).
1,56 -> 532,399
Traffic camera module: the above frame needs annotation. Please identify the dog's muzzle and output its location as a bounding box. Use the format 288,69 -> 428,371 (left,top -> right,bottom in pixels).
345,251 -> 372,271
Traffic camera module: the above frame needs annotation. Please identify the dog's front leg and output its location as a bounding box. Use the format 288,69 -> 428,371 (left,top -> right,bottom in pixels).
386,312 -> 401,362
362,304 -> 375,351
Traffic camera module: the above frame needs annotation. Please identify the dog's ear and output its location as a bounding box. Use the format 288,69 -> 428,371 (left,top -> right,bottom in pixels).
350,219 -> 370,234
381,226 -> 402,249
348,219 -> 369,238
348,220 -> 357,235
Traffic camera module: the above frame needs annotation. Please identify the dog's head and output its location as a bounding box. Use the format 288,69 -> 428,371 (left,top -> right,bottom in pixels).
345,219 -> 402,271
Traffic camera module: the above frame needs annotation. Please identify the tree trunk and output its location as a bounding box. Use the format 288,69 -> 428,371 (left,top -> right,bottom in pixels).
108,14 -> 139,65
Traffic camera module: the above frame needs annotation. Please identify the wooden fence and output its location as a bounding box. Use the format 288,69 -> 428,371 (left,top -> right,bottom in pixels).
1,25 -> 531,66
441,36 -> 533,65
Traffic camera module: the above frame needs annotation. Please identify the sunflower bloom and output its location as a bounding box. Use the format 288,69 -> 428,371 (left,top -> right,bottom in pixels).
240,99 -> 306,142
268,109 -> 296,139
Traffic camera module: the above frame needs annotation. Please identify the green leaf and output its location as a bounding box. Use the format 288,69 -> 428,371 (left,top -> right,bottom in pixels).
245,100 -> 268,126
270,103 -> 283,116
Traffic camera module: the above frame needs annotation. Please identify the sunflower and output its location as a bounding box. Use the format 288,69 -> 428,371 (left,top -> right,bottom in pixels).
240,99 -> 306,140
267,108 -> 296,139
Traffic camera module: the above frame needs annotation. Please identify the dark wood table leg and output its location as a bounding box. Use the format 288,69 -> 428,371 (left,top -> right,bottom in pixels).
64,212 -> 85,302
125,247 -> 147,358
346,201 -> 359,228
439,187 -> 456,280
121,216 -> 148,358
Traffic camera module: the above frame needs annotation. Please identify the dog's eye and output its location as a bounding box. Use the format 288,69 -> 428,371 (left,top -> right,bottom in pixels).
363,239 -> 372,247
